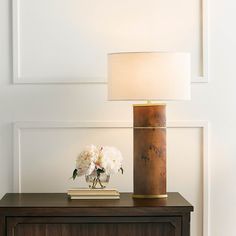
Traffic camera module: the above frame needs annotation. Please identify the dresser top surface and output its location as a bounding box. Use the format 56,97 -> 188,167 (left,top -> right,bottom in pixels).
0,192 -> 193,210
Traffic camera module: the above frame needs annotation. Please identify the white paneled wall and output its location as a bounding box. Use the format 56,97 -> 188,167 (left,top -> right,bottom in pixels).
1,0 -> 236,236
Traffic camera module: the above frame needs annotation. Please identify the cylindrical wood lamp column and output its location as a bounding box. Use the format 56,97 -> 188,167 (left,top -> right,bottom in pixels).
133,104 -> 167,198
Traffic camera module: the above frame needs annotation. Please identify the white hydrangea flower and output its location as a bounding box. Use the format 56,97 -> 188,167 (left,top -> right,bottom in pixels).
76,145 -> 98,176
73,145 -> 123,180
99,146 -> 123,175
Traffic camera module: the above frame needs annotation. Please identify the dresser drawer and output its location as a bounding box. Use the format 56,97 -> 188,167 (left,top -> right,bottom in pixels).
7,216 -> 182,236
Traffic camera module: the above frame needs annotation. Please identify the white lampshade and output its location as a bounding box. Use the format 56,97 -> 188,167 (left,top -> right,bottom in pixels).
108,52 -> 191,101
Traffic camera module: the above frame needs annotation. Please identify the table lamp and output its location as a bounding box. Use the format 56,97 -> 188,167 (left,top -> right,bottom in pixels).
108,52 -> 191,198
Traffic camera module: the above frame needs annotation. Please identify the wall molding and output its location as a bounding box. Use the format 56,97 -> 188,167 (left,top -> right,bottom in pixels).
191,0 -> 209,83
13,120 -> 210,236
12,0 -> 208,84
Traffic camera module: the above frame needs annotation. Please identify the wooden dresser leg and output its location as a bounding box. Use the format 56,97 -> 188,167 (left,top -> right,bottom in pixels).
0,216 -> 6,236
182,213 -> 191,236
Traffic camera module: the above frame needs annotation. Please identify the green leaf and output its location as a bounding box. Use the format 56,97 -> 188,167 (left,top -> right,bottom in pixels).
72,169 -> 78,180
97,168 -> 105,174
119,167 -> 124,174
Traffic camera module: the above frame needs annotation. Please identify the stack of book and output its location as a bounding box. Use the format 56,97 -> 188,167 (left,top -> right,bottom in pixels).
67,188 -> 120,200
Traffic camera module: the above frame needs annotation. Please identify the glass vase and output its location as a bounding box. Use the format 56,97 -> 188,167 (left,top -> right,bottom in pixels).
85,170 -> 110,189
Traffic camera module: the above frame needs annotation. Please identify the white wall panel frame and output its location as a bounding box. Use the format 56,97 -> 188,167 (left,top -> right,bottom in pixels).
13,120 -> 210,236
191,0 -> 209,83
12,0 -> 209,84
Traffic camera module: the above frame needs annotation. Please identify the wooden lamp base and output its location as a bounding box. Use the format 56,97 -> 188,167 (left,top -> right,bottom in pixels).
133,104 -> 167,198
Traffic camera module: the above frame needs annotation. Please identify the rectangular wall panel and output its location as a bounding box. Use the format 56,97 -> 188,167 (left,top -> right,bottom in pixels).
14,121 -> 208,236
13,0 -> 208,83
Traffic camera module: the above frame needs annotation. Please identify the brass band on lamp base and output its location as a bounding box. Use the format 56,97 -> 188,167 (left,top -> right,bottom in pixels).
132,194 -> 168,199
133,104 -> 167,199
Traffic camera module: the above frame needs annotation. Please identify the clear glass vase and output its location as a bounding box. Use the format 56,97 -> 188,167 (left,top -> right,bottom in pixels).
85,170 -> 110,189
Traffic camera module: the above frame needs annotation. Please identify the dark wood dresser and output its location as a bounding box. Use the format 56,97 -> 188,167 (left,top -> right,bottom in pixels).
0,192 -> 193,236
